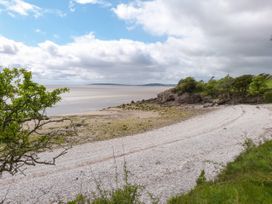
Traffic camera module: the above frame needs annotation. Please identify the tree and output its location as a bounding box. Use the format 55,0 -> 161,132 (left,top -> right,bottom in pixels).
0,68 -> 76,175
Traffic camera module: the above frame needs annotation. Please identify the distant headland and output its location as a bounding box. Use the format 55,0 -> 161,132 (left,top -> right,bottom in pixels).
90,83 -> 175,87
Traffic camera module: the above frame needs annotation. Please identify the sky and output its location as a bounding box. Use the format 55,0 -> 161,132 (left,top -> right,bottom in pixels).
0,0 -> 271,84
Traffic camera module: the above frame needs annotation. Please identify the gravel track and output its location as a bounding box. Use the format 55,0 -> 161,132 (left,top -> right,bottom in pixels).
0,105 -> 272,203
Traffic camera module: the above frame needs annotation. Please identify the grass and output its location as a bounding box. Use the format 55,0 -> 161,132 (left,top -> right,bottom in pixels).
168,140 -> 272,204
65,160 -> 157,204
67,184 -> 143,204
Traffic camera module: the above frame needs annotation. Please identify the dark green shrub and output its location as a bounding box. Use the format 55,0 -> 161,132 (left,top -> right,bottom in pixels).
175,77 -> 198,94
203,79 -> 219,97
217,75 -> 234,100
264,90 -> 272,103
232,75 -> 253,96
249,75 -> 269,96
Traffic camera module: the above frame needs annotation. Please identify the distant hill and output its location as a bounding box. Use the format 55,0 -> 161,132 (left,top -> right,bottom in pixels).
90,83 -> 174,87
141,83 -> 175,87
91,83 -> 127,86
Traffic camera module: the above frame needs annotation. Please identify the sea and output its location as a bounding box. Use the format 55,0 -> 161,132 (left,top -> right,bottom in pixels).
46,85 -> 172,116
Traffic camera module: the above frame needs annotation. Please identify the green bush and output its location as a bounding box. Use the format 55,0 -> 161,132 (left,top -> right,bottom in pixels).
175,77 -> 198,94
203,79 -> 219,97
264,90 -> 272,103
232,75 -> 253,96
172,74 -> 271,104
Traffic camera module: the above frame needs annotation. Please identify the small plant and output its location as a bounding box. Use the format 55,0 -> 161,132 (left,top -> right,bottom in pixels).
67,160 -> 148,204
243,138 -> 255,150
67,194 -> 87,204
196,170 -> 206,185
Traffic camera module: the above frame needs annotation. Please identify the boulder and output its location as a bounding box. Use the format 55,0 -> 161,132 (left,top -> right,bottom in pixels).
157,88 -> 177,103
177,93 -> 202,104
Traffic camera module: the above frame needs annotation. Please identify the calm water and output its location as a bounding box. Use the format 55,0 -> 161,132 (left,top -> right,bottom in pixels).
46,85 -> 171,116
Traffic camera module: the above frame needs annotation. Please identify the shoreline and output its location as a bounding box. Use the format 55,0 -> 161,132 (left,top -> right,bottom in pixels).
48,101 -> 215,145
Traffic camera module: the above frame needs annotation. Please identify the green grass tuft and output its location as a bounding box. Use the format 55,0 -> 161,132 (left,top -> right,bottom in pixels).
168,140 -> 272,204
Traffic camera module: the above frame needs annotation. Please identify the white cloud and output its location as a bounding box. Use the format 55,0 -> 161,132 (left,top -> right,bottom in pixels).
0,36 -> 19,55
1,30 -> 271,84
74,0 -> 98,4
0,0 -> 41,17
113,0 -> 272,76
0,33 -> 201,84
1,0 -> 272,84
69,0 -> 110,12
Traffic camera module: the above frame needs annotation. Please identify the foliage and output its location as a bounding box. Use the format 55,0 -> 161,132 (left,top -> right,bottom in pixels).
0,68 -> 74,175
196,170 -> 206,185
168,140 -> 272,204
175,77 -> 198,94
67,184 -> 143,204
173,74 -> 272,103
267,79 -> 272,89
264,90 -> 272,103
203,79 -> 219,97
248,75 -> 269,96
216,75 -> 234,100
232,75 -> 253,96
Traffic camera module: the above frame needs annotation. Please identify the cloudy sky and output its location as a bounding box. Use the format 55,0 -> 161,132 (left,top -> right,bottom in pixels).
0,0 -> 271,84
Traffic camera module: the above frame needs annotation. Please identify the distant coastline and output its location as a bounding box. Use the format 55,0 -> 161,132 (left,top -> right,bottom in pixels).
90,83 -> 175,87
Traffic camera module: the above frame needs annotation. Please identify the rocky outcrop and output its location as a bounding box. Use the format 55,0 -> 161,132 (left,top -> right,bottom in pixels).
176,92 -> 202,104
157,89 -> 203,105
157,88 -> 177,103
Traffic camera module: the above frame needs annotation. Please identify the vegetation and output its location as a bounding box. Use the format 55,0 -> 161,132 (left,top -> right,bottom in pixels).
267,79 -> 272,89
176,77 -> 199,94
67,139 -> 272,204
168,140 -> 272,204
66,161 -> 151,204
0,68 -> 75,175
62,102 -> 206,144
174,74 -> 272,104
68,184 -> 143,204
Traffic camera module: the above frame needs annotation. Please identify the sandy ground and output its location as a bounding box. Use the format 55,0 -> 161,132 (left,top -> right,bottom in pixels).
0,105 -> 272,203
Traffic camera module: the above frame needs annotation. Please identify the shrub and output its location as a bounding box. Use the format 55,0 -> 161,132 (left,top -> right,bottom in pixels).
264,90 -> 272,103
249,75 -> 269,96
232,75 -> 253,96
196,170 -> 206,185
203,79 -> 219,97
175,77 -> 198,94
216,75 -> 234,100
